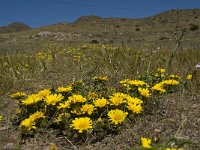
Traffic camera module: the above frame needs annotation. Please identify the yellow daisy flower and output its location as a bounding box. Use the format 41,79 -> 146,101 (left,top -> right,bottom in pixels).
161,79 -> 179,85
127,102 -> 143,114
70,117 -> 92,133
94,97 -> 107,108
45,94 -> 64,105
151,83 -> 166,93
186,74 -> 192,80
141,137 -> 152,148
37,89 -> 51,98
81,104 -> 94,115
10,92 -> 26,99
138,87 -> 151,97
68,94 -> 87,103
20,111 -> 44,130
109,92 -> 128,106
107,109 -> 128,125
21,94 -> 42,105
157,68 -> 166,74
128,80 -> 148,86
57,100 -> 71,109
57,86 -> 72,92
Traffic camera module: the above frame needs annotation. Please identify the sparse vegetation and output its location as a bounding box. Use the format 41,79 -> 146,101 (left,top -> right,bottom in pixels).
0,9 -> 200,150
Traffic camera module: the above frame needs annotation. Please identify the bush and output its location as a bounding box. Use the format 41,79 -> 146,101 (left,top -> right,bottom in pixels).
189,24 -> 199,31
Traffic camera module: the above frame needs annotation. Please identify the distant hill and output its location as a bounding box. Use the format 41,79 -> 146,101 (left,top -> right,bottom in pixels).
1,9 -> 200,46
71,9 -> 200,32
0,22 -> 31,33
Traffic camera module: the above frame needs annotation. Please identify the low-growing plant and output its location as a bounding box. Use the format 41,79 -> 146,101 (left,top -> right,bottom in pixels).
128,136 -> 193,150
10,69 -> 192,142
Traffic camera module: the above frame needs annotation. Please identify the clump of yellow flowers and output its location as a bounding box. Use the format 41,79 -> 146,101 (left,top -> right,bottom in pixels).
20,111 -> 45,130
10,68 -> 191,139
140,137 -> 185,150
10,92 -> 26,99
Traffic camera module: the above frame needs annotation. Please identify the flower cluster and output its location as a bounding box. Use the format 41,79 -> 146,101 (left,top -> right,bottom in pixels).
11,69 -> 189,135
140,137 -> 185,150
151,79 -> 179,93
20,111 -> 45,130
10,92 -> 26,99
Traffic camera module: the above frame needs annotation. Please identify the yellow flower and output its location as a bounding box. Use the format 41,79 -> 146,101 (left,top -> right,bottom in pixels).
141,137 -> 152,148
126,96 -> 143,104
107,109 -> 128,125
94,98 -> 107,107
68,94 -> 87,103
93,76 -> 108,81
186,74 -> 192,80
0,115 -> 3,122
30,111 -> 45,120
161,79 -> 179,85
154,73 -> 159,77
57,101 -> 71,109
10,92 -> 26,99
21,94 -> 43,105
20,111 -> 44,130
81,104 -> 94,115
45,94 -> 64,105
126,97 -> 143,114
73,55 -> 81,62
49,143 -> 57,150
20,118 -> 36,130
151,83 -> 166,93
87,92 -> 97,100
119,79 -> 130,84
54,113 -> 70,123
70,117 -> 92,133
170,74 -> 180,79
109,92 -> 128,106
57,86 -> 72,93
121,83 -> 131,90
138,88 -> 151,97
37,89 -> 51,98
127,102 -> 143,114
161,74 -> 166,78
157,68 -> 166,73
128,80 -> 148,86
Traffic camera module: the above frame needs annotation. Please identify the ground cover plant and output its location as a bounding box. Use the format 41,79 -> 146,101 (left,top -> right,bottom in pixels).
0,43 -> 199,149
10,68 -> 193,149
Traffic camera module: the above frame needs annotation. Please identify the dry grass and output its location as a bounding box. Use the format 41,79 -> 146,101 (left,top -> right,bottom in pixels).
0,41 -> 199,150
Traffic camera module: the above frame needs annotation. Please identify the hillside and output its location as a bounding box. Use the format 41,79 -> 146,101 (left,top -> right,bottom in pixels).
0,22 -> 31,33
0,9 -> 200,53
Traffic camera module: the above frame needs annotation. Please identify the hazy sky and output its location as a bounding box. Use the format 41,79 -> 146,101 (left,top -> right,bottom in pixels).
1,0 -> 200,27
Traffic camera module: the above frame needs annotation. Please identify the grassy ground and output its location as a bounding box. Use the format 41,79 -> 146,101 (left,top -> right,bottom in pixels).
0,42 -> 199,149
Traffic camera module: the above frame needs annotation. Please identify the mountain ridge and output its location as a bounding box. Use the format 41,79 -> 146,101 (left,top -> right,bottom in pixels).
1,9 -> 200,46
